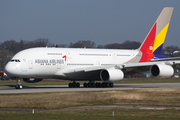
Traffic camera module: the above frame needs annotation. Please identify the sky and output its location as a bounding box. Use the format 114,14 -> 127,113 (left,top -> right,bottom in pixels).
1,0 -> 180,47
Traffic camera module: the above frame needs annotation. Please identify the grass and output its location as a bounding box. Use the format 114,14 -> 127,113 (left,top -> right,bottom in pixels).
0,110 -> 180,120
0,88 -> 180,109
1,78 -> 180,119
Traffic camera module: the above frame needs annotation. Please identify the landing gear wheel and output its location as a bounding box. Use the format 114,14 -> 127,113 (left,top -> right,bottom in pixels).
72,82 -> 77,87
95,83 -> 99,87
91,83 -> 95,87
109,83 -> 114,88
88,83 -> 92,87
15,84 -> 22,89
102,83 -> 106,87
69,82 -> 80,88
15,84 -> 18,89
98,83 -> 102,88
15,79 -> 22,89
106,83 -> 110,88
83,83 -> 88,87
76,83 -> 80,88
19,84 -> 22,89
68,83 -> 73,88
83,82 -> 114,88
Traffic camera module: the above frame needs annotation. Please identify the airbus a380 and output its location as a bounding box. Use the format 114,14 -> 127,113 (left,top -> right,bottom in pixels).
4,7 -> 180,89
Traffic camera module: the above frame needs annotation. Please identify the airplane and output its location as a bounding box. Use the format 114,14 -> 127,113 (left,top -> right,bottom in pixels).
4,7 -> 179,89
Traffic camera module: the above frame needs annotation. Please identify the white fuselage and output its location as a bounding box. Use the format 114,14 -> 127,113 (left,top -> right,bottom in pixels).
4,47 -> 139,80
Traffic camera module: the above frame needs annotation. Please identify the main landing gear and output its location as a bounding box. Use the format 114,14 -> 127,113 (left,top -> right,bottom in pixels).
68,82 -> 80,88
68,81 -> 114,88
83,82 -> 114,88
15,79 -> 22,89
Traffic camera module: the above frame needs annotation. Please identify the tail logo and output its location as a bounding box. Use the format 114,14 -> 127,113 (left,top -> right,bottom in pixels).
149,46 -> 153,50
138,7 -> 173,62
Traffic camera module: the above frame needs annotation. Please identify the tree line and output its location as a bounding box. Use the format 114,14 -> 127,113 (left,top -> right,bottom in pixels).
0,38 -> 180,71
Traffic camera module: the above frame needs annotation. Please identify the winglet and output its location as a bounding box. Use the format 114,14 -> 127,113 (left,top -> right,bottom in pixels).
138,7 -> 173,62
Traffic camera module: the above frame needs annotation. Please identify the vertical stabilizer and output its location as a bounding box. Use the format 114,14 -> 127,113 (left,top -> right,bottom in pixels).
138,7 -> 173,62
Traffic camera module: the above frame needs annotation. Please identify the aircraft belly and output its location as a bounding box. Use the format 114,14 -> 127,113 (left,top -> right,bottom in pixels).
63,70 -> 101,81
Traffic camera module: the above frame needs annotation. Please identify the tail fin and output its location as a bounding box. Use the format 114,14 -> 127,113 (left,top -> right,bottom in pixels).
138,7 -> 173,62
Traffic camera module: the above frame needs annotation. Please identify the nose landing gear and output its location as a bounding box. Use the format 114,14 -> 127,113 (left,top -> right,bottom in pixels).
15,79 -> 22,89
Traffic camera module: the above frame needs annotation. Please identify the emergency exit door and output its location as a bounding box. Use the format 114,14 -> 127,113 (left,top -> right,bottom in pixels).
28,60 -> 33,69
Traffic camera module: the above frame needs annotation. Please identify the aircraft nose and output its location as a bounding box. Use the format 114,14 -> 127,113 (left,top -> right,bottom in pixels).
4,63 -> 16,77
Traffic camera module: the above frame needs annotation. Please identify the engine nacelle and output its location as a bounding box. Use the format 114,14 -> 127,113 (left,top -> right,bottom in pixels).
22,78 -> 43,83
150,64 -> 174,77
100,68 -> 124,82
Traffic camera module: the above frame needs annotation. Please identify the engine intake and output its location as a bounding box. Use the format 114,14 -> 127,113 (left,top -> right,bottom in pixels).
100,68 -> 124,82
151,64 -> 174,77
22,78 -> 43,83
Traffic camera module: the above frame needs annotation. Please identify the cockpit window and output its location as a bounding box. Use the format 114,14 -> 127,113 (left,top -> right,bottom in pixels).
10,59 -> 21,62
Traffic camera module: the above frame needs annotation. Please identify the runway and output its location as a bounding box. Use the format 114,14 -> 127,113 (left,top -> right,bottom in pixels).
0,83 -> 180,94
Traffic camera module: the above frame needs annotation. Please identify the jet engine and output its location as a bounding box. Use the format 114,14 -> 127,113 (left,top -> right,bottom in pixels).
150,64 -> 174,77
100,68 -> 124,82
22,78 -> 43,83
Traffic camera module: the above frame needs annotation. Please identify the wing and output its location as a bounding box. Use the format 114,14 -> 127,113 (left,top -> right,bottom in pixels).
54,65 -> 115,81
151,57 -> 180,62
123,60 -> 180,77
54,60 -> 180,81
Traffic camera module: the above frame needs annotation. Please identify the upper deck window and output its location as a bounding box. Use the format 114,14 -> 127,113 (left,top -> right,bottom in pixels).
47,53 -> 62,55
79,54 -> 108,56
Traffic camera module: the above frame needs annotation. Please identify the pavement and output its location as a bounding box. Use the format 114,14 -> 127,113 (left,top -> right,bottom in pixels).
0,83 -> 180,94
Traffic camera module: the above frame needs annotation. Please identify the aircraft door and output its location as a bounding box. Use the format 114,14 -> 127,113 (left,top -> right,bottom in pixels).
66,51 -> 71,59
111,52 -> 116,59
28,60 -> 33,69
96,61 -> 101,66
57,63 -> 61,69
